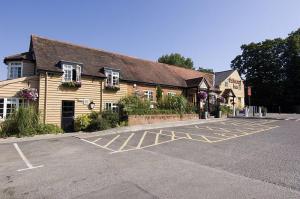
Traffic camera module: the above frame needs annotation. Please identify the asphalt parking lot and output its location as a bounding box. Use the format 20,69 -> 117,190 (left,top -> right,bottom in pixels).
1,118 -> 300,199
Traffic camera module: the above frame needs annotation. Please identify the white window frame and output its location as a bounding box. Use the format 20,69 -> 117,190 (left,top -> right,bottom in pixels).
0,98 -> 27,120
105,102 -> 118,112
62,64 -> 81,82
7,62 -> 23,79
105,70 -> 119,87
144,90 -> 154,101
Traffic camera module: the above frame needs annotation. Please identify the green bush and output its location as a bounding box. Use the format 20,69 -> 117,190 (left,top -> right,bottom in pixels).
86,117 -> 110,131
0,105 -> 63,138
220,105 -> 233,115
157,95 -> 188,113
74,114 -> 92,131
37,124 -> 64,134
119,96 -> 151,114
101,111 -> 119,128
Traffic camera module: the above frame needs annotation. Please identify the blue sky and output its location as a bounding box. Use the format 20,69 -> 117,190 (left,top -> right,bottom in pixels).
0,0 -> 299,80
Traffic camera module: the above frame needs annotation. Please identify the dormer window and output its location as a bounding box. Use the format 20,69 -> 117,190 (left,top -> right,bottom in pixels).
62,64 -> 81,82
8,62 -> 23,79
105,69 -> 119,87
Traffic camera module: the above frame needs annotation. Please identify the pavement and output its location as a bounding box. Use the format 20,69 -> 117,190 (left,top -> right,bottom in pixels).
0,116 -> 300,199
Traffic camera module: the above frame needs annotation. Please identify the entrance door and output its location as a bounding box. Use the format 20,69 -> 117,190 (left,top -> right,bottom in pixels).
61,100 -> 75,132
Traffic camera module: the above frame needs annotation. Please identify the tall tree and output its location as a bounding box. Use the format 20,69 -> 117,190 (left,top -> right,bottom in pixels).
284,29 -> 300,110
231,38 -> 287,109
158,53 -> 194,69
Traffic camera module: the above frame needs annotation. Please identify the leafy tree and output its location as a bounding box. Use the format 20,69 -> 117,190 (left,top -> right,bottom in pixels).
198,67 -> 214,73
156,86 -> 163,101
231,36 -> 288,110
284,29 -> 300,110
158,53 -> 194,69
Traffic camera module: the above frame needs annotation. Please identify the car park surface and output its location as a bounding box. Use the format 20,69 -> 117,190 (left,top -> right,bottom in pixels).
1,118 -> 300,198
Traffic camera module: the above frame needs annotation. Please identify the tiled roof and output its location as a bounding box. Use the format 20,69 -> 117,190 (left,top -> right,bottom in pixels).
29,35 -> 213,87
214,69 -> 235,86
4,52 -> 33,64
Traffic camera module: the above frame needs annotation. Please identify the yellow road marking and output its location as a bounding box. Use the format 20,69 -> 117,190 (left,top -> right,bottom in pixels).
81,138 -> 115,152
200,136 -> 213,143
155,132 -> 161,144
92,137 -> 102,143
185,133 -> 192,139
118,133 -> 135,151
104,135 -> 121,148
171,131 -> 176,140
136,131 -> 148,149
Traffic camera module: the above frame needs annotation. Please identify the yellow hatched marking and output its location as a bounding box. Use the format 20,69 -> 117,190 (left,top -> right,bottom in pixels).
118,133 -> 135,151
104,135 -> 120,148
155,132 -> 161,144
185,133 -> 192,139
92,137 -> 102,143
200,136 -> 213,143
136,131 -> 148,149
171,131 -> 176,140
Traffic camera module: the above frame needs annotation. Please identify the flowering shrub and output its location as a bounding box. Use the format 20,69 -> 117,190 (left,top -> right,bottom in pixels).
198,91 -> 207,101
18,88 -> 38,101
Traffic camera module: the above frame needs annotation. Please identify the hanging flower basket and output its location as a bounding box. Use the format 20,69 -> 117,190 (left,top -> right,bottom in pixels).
198,91 -> 207,101
105,85 -> 120,91
61,81 -> 82,88
18,88 -> 39,101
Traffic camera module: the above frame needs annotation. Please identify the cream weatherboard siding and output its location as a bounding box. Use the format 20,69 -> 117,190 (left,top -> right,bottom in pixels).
218,70 -> 245,108
102,82 -> 128,110
0,76 -> 39,97
38,73 -> 103,127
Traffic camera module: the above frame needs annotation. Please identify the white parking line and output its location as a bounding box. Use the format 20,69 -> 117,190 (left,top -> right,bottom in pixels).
13,143 -> 44,172
137,131 -> 148,149
80,138 -> 115,152
92,137 -> 103,143
118,133 -> 135,151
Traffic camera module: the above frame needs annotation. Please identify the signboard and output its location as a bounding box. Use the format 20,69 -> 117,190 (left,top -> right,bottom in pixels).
247,87 -> 252,96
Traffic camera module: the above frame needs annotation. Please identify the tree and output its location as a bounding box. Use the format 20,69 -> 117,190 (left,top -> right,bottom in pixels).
198,67 -> 214,73
158,53 -> 194,69
231,37 -> 287,110
156,86 -> 163,101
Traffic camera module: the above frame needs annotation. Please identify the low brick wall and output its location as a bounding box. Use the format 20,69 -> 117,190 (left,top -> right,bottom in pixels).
128,114 -> 199,126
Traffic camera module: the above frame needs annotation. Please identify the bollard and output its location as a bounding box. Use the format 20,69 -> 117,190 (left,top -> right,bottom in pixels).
205,111 -> 208,119
245,107 -> 249,117
259,107 -> 262,117
218,111 -> 222,118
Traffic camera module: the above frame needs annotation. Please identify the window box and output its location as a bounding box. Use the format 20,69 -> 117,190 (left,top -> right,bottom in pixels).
61,81 -> 82,88
105,85 -> 120,92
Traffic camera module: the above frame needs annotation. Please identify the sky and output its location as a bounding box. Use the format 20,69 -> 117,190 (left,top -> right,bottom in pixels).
0,0 -> 299,80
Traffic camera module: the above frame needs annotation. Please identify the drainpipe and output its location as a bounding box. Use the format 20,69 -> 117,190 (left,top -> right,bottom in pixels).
43,72 -> 48,124
100,80 -> 103,112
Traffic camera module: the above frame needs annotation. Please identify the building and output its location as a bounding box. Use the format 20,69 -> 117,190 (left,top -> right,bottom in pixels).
215,70 -> 245,109
0,35 -> 244,131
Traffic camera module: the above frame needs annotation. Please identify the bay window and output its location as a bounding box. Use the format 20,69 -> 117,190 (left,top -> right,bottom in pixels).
8,62 -> 23,79
62,64 -> 81,82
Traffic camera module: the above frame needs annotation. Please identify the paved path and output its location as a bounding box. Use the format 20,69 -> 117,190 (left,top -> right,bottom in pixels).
0,118 -> 299,198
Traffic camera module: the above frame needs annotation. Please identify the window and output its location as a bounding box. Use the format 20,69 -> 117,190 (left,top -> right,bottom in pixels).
8,62 -> 22,79
105,70 -> 119,87
144,90 -> 154,101
167,92 -> 176,97
0,98 -> 28,120
105,102 -> 118,112
62,64 -> 81,82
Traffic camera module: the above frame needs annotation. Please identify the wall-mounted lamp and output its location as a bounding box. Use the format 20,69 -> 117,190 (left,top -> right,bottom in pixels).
89,101 -> 95,110
133,84 -> 137,88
